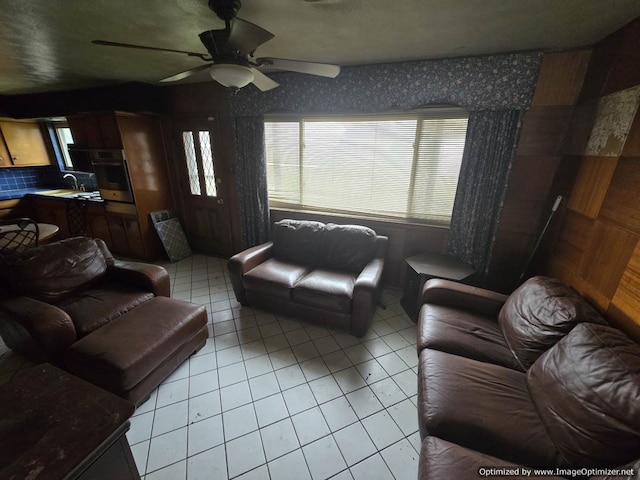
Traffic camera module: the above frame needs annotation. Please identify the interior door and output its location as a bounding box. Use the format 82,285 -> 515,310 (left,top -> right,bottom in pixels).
172,117 -> 234,256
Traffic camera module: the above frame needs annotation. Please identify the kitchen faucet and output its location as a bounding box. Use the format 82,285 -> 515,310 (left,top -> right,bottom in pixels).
63,173 -> 79,190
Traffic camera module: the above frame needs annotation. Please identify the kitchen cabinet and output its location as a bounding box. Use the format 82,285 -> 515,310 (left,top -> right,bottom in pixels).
87,203 -> 113,250
30,197 -> 71,239
66,111 -> 175,260
67,113 -> 122,149
0,119 -> 52,167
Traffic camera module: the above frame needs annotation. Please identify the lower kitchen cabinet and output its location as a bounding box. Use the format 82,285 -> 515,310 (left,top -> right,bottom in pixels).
30,197 -> 71,239
106,214 -> 145,259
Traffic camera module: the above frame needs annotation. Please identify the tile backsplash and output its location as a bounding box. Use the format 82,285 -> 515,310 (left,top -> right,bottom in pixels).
0,166 -> 97,192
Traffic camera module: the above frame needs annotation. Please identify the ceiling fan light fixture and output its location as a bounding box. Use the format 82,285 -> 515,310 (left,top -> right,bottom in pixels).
209,64 -> 254,88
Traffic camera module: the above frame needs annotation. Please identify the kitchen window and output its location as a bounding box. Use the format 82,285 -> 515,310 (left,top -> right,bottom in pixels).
264,109 -> 469,225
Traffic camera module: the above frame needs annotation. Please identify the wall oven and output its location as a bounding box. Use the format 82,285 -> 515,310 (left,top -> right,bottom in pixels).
90,150 -> 135,203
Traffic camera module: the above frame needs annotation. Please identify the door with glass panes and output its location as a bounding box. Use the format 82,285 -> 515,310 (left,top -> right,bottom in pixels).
173,117 -> 233,256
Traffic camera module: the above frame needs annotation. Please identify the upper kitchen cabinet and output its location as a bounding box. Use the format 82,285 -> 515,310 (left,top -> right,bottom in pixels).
0,119 -> 52,167
67,113 -> 122,149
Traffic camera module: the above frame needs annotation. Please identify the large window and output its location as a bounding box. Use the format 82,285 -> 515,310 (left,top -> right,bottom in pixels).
264,110 -> 469,225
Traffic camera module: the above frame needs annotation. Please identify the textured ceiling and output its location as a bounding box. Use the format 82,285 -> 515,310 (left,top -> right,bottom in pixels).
0,0 -> 639,95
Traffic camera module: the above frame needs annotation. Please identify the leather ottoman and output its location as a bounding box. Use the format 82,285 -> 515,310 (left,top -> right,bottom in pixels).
65,297 -> 208,406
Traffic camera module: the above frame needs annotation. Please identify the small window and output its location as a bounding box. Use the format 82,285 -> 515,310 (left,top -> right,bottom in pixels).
53,124 -> 74,169
180,129 -> 218,197
264,109 -> 469,225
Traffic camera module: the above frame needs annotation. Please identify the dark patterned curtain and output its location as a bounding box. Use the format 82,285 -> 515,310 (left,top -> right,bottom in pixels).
233,116 -> 270,248
448,110 -> 523,285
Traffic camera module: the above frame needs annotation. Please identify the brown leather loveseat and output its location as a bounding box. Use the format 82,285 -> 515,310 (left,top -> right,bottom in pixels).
416,276 -> 640,479
0,236 -> 208,405
228,219 -> 387,336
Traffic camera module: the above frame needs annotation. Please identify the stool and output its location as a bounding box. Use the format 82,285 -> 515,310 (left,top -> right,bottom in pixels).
65,297 -> 208,406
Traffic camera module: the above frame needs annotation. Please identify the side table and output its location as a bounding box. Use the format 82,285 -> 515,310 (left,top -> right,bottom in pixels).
0,364 -> 139,480
400,251 -> 475,320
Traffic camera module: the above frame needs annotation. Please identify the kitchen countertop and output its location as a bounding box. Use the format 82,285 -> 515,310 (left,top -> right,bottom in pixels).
0,188 -> 103,202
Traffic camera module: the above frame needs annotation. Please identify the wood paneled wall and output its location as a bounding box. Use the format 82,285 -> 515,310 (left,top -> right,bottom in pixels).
485,49 -> 591,293
545,17 -> 640,342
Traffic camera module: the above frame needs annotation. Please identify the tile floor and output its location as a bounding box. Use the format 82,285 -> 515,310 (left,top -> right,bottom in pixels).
0,254 -> 421,480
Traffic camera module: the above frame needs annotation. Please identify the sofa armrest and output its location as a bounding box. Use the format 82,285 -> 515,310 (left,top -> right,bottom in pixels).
228,242 -> 273,305
420,278 -> 508,317
0,297 -> 77,362
351,257 -> 385,337
106,260 -> 170,297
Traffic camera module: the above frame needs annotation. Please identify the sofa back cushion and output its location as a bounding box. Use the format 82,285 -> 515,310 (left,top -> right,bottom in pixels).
0,237 -> 107,303
527,323 -> 640,467
318,223 -> 377,273
499,276 -> 606,369
272,219 -> 325,265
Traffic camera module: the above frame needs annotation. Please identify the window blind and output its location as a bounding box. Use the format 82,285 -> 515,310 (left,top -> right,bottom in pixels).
265,110 -> 468,225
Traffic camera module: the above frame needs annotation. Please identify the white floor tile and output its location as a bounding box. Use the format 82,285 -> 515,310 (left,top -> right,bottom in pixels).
322,351 -> 353,373
163,361 -> 190,383
189,370 -> 219,398
145,460 -> 186,480
334,367 -> 367,394
189,352 -> 217,376
291,407 -> 330,445
223,403 -> 258,441
355,359 -> 389,385
346,386 -> 384,419
152,400 -> 188,437
147,427 -> 188,473
155,377 -> 190,408
269,348 -> 298,370
392,370 -> 418,397
333,422 -> 377,466
386,399 -> 419,436
283,383 -> 317,415
187,444 -> 227,480
268,449 -> 312,480
264,334 -> 291,354
292,341 -> 321,363
362,338 -> 393,358
260,418 -> 300,461
187,414 -> 224,456
308,374 -> 343,404
216,345 -> 244,367
226,431 -> 267,478
244,354 -> 274,378
275,364 -> 307,390
302,435 -> 348,480
188,390 -> 221,424
218,362 -> 247,387
319,396 -> 359,432
236,465 -> 270,480
369,377 -> 407,408
220,380 -> 253,411
350,453 -> 394,480
249,371 -> 281,400
242,339 -> 268,359
361,410 -> 404,450
253,393 -> 290,428
313,336 -> 341,355
376,352 -> 409,376
129,440 -> 149,476
380,439 -> 419,480
331,470 -> 354,480
300,357 -> 330,382
128,410 -> 154,445
344,344 -> 374,365
133,389 -> 157,416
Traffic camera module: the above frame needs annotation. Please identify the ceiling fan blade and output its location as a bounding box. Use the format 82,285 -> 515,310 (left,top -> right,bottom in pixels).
159,64 -> 212,83
257,57 -> 340,78
250,68 -> 279,92
92,40 -> 208,60
228,18 -> 274,56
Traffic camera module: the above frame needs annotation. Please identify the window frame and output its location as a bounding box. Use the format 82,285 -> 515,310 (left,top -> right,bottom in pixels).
264,108 -> 469,227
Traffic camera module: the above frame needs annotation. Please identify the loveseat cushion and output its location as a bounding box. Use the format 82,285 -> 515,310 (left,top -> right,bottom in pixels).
499,276 -> 606,369
272,219 -> 325,265
292,269 -> 355,313
318,223 -> 377,273
418,304 -> 522,370
55,281 -> 154,337
0,237 -> 107,303
244,258 -> 312,301
418,349 -> 561,467
527,323 -> 640,467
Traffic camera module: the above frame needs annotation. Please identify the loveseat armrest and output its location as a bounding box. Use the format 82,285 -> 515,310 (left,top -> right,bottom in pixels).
106,260 -> 170,297
352,257 -> 385,337
228,242 -> 274,305
0,297 -> 77,362
420,278 -> 508,317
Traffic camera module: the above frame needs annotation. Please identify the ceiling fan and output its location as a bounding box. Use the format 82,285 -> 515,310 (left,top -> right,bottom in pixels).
92,0 -> 340,92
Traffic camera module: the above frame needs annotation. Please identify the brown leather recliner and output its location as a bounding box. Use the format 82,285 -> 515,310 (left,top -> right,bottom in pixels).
416,276 -> 640,479
228,219 -> 387,337
0,236 -> 208,406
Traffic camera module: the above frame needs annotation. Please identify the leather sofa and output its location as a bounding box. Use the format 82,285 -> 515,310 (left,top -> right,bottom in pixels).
228,219 -> 387,336
416,276 -> 640,479
0,236 -> 208,405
